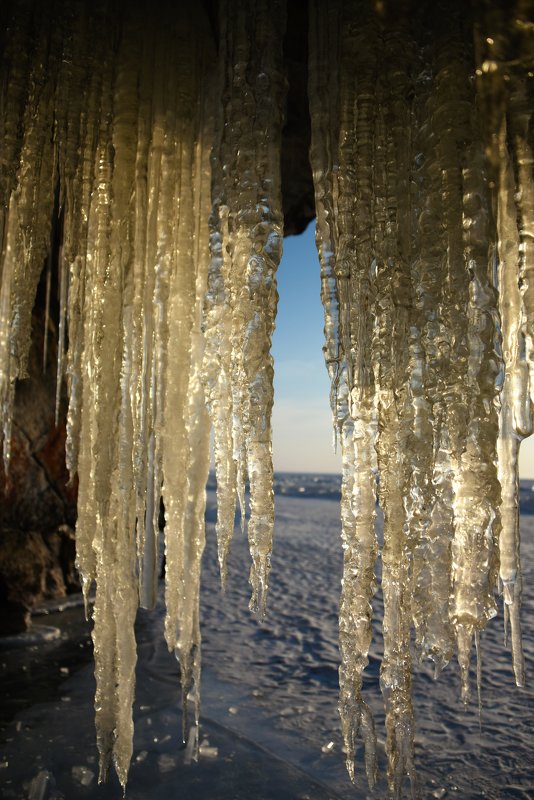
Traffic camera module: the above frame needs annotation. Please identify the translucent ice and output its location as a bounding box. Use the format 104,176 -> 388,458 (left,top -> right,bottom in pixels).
309,0 -> 532,793
1,0 -> 532,794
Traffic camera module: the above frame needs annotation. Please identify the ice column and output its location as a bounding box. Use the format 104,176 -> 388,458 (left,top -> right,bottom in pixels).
310,0 -> 379,787
204,0 -> 286,613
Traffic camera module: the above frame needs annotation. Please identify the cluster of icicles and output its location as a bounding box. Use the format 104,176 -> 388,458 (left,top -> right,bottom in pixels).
0,0 -> 532,795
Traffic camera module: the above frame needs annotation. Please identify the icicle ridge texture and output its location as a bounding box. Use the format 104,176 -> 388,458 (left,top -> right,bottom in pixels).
309,0 -> 534,794
1,0 -> 533,793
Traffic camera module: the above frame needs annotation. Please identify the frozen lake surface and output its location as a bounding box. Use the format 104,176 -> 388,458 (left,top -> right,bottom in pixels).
1,479 -> 533,799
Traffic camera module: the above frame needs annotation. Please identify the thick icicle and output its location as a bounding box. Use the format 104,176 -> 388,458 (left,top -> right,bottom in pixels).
451,86 -> 501,702
160,7 -> 214,749
373,19 -> 418,796
166,109 -> 213,744
337,0 -> 382,784
409,22 -> 455,670
208,0 -> 286,613
473,1 -> 534,688
100,11 -> 141,783
310,0 -> 380,785
81,49 -> 121,780
202,31 -> 238,583
73,20 -> 142,779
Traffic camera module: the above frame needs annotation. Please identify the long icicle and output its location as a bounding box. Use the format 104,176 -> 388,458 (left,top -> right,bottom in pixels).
201,7 -> 237,584
210,0 -> 286,614
309,0 -> 379,785
161,6 -> 213,750
450,21 -> 501,703
374,14 -> 418,796
473,0 -> 534,688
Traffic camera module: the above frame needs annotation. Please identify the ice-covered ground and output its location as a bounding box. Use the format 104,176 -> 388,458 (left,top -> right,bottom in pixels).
1,481 -> 533,799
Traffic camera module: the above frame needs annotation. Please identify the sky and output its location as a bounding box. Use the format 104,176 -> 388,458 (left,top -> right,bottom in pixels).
271,223 -> 341,474
272,222 -> 534,479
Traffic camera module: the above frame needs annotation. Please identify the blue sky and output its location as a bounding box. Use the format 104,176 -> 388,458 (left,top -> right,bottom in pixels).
272,223 -> 534,479
271,222 -> 341,474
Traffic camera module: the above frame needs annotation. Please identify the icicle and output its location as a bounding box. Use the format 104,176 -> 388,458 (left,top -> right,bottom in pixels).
55,243 -> 68,422
208,0 -> 286,614
42,254 -> 51,373
101,10 -> 142,784
473,0 -> 534,689
64,5 -> 108,480
337,390 -> 378,787
310,0 -> 381,787
80,33 -> 126,782
373,21 -> 419,797
308,0 -> 341,438
70,2 -> 115,607
495,127 -> 528,687
336,0 -> 383,784
132,15 -> 161,609
150,28 -> 189,624
202,16 -> 239,582
409,22 -> 456,670
166,95 -> 213,744
159,8 -> 212,749
451,123 -> 501,701
202,186 -> 237,585
84,82 -> 119,788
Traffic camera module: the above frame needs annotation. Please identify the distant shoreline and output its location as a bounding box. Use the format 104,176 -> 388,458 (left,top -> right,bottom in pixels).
207,472 -> 534,513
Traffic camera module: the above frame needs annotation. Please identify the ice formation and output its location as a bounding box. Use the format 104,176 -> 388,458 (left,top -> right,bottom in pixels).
0,0 -> 532,794
309,0 -> 534,794
204,0 -> 285,612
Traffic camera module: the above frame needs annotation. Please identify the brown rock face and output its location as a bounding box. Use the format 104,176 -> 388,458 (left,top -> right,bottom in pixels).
1,303 -> 78,532
0,526 -> 76,634
0,291 -> 79,633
